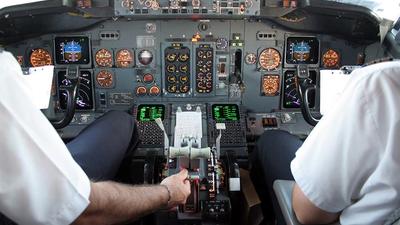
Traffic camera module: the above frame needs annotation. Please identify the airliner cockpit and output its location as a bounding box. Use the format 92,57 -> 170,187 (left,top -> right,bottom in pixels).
1,0 -> 400,224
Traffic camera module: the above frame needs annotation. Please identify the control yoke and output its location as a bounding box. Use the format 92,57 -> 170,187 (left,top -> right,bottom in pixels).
51,66 -> 80,129
296,65 -> 321,126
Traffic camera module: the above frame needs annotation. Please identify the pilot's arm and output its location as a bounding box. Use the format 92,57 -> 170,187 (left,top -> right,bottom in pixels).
290,62 -> 400,224
0,50 -> 190,225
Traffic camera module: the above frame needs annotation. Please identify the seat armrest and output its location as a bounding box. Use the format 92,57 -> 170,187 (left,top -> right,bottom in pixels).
273,180 -> 340,225
273,180 -> 301,225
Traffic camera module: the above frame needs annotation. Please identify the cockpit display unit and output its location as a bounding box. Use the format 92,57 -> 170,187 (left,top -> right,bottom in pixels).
212,104 -> 240,122
54,36 -> 90,65
286,37 -> 319,65
137,104 -> 165,121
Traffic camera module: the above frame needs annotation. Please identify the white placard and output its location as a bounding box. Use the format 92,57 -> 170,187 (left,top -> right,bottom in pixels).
320,69 -> 352,115
23,66 -> 54,109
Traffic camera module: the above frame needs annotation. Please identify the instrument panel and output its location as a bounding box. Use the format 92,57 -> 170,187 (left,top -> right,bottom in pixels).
5,19 -> 365,132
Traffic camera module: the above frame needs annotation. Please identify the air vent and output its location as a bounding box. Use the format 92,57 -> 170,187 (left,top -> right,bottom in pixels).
99,31 -> 120,40
256,31 -> 276,40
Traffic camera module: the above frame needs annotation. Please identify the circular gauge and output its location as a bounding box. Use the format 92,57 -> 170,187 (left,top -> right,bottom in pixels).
167,75 -> 177,83
259,48 -> 281,70
96,70 -> 114,88
122,0 -> 133,8
262,75 -> 280,96
143,73 -> 154,84
95,49 -> 113,67
116,49 -> 134,68
30,48 -> 52,67
138,50 -> 153,65
166,53 -> 177,62
179,53 -> 189,62
322,49 -> 340,68
245,53 -> 257,65
149,86 -> 161,96
216,38 -> 228,50
136,86 -> 147,96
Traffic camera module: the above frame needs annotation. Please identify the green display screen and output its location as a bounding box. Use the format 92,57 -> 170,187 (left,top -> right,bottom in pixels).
212,104 -> 240,122
137,105 -> 165,121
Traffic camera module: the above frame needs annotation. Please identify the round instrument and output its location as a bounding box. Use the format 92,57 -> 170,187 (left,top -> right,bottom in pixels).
245,53 -> 257,65
96,70 -> 114,88
95,49 -> 113,67
149,86 -> 161,96
262,75 -> 280,96
116,49 -> 134,68
30,48 -> 52,67
138,50 -> 153,65
259,48 -> 281,70
143,73 -> 154,84
322,49 -> 340,68
216,38 -> 228,50
136,86 -> 147,96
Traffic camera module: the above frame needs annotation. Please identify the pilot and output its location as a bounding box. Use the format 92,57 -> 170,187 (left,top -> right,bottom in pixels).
0,49 -> 191,225
254,60 -> 400,224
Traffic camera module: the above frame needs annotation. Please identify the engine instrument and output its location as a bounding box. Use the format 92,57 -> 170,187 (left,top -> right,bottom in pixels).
95,49 -> 113,67
29,48 -> 52,67
322,49 -> 340,68
259,48 -> 281,70
96,70 -> 114,88
261,75 -> 280,96
116,49 -> 134,67
286,37 -> 319,65
164,44 -> 191,95
195,44 -> 214,94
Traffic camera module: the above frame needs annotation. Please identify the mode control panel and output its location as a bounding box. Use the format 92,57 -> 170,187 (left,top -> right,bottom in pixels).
114,0 -> 260,16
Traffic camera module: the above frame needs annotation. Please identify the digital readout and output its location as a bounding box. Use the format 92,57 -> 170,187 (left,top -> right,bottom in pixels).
137,105 -> 165,121
212,104 -> 240,121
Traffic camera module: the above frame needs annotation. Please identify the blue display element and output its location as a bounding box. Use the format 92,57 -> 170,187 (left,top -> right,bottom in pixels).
64,41 -> 82,54
293,42 -> 311,54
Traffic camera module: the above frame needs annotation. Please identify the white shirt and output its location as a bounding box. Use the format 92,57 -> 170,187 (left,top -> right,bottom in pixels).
291,61 -> 400,225
0,51 -> 91,224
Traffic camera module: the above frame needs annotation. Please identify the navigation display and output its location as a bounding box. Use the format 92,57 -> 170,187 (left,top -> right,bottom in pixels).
286,37 -> 319,65
212,104 -> 240,122
55,36 -> 90,65
137,105 -> 165,121
58,70 -> 94,110
283,70 -> 316,108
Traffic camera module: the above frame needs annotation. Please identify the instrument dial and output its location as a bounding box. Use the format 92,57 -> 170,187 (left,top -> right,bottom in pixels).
216,38 -> 228,50
245,53 -> 257,65
259,48 -> 281,70
95,49 -> 113,67
30,48 -> 52,67
96,70 -> 114,88
138,50 -> 153,66
322,49 -> 340,68
116,49 -> 134,68
262,75 -> 280,96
